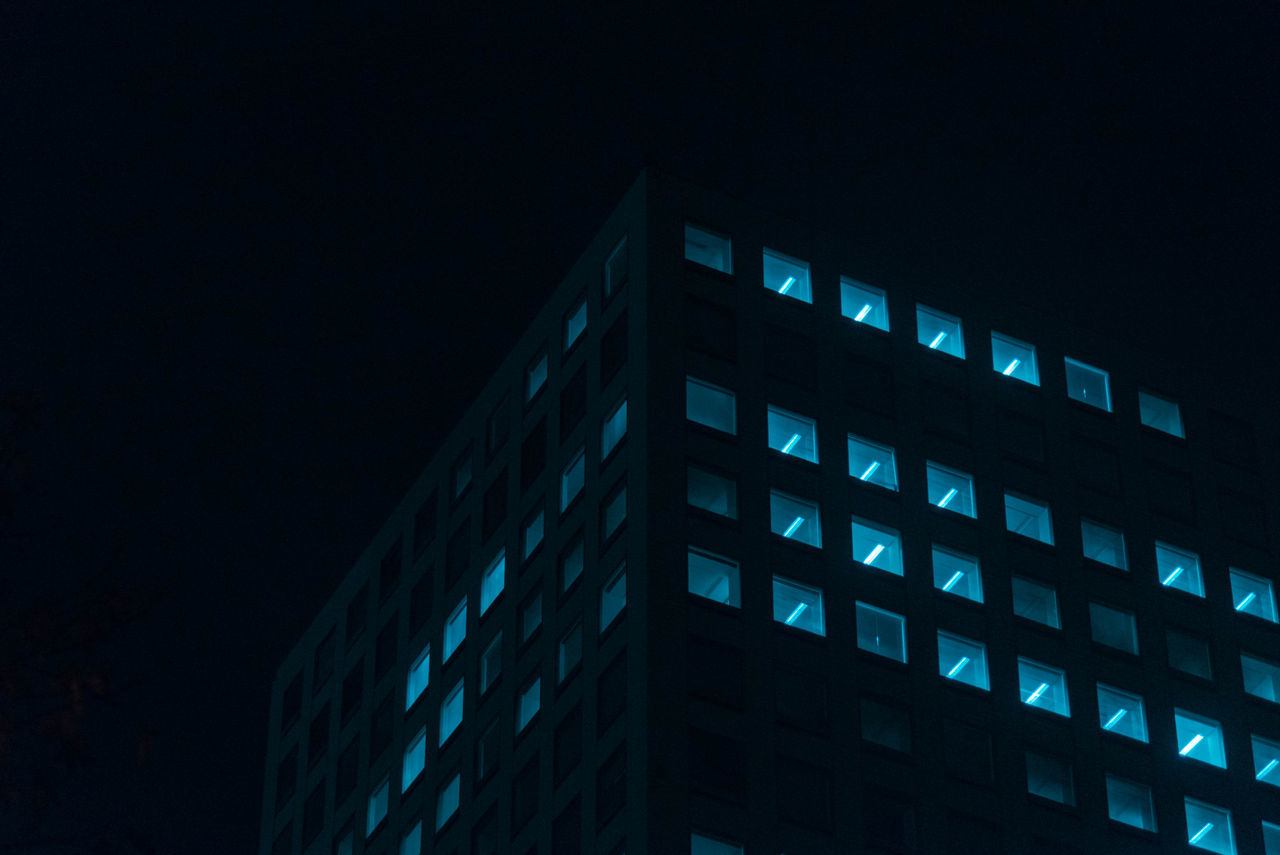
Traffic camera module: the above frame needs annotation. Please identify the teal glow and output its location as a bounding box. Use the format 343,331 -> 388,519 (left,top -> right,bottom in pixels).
916,305 -> 965,358
841,279 -> 889,330
685,224 -> 733,273
762,248 -> 811,303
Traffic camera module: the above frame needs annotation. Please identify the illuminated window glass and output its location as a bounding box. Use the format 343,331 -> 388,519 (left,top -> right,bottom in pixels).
686,376 -> 736,434
405,644 -> 430,710
1065,357 -> 1111,412
1253,734 -> 1280,787
443,598 -> 467,662
525,352 -> 548,402
1267,822 -> 1280,855
557,620 -> 582,682
1175,708 -> 1226,768
560,535 -> 584,592
479,550 -> 505,615
1156,541 -> 1204,597
916,305 -> 965,358
687,465 -> 738,519
399,821 -> 421,855
522,510 -> 544,560
560,447 -> 586,511
770,490 -> 822,547
1185,798 -> 1236,854
435,772 -> 460,831
563,299 -> 587,351
847,434 -> 898,491
604,235 -> 628,300
767,405 -> 819,463
602,483 -> 627,539
439,679 -> 464,746
1139,390 -> 1185,438
684,224 -> 733,274
1106,775 -> 1156,831
932,545 -> 983,603
1004,492 -> 1053,544
451,452 -> 472,498
1090,602 -> 1138,654
1025,752 -> 1074,805
991,332 -> 1039,385
1242,652 -> 1280,703
773,576 -> 825,637
1097,684 -> 1147,742
762,247 -> 811,303
600,562 -> 626,631
402,726 -> 427,791
1011,576 -> 1060,628
480,633 -> 502,693
1231,568 -> 1278,622
688,548 -> 741,607
926,461 -> 976,518
366,775 -> 389,836
1081,518 -> 1128,569
1018,658 -> 1069,717
601,398 -> 627,459
937,631 -> 988,690
855,601 -> 906,663
851,516 -> 903,575
516,677 -> 541,732
1168,630 -> 1213,679
840,278 -> 889,331
690,833 -> 744,855
520,591 -> 542,643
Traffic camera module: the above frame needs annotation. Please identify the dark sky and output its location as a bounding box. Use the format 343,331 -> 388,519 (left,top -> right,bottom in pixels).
4,2 -> 1278,852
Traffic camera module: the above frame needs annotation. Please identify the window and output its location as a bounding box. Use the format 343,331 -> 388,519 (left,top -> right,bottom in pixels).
1231,568 -> 1278,622
560,448 -> 586,511
1266,822 -> 1280,855
564,299 -> 587,351
762,247 -> 811,303
1097,684 -> 1148,742
1185,798 -> 1236,854
602,398 -> 627,459
439,680 -> 464,745
1254,734 -> 1280,786
1242,652 -> 1280,702
601,562 -> 626,631
602,483 -> 627,539
1081,518 -> 1128,569
926,462 -> 976,517
690,833 -> 744,855
604,235 -> 628,299
773,577 -> 826,636
860,698 -> 911,752
560,535 -> 584,592
687,465 -> 738,518
1169,630 -> 1214,679
522,509 -> 544,560
684,223 -> 732,273
366,775 -> 389,836
840,278 -> 888,331
769,490 -> 821,547
991,332 -> 1039,385
1175,708 -> 1226,767
767,405 -> 819,463
855,601 -> 906,662
1139,390 -> 1185,438
558,620 -> 582,682
335,831 -> 354,855
1018,658 -> 1069,717
405,644 -> 430,710
686,376 -> 736,434
477,718 -> 501,783
850,516 -> 903,575
480,633 -> 502,693
1090,602 -> 1138,654
480,550 -> 505,615
520,591 -> 543,643
435,772 -> 460,831
932,545 -> 983,603
451,451 -> 472,498
688,548 -> 741,607
443,598 -> 467,662
402,727 -> 427,791
937,631 -> 989,689
1004,492 -> 1053,544
1011,576 -> 1060,628
517,677 -> 542,732
1106,774 -> 1156,831
400,822 -> 422,855
1064,357 -> 1111,411
526,352 -> 548,402
916,305 -> 965,358
847,434 -> 898,490
1025,752 -> 1074,805
1156,541 -> 1204,597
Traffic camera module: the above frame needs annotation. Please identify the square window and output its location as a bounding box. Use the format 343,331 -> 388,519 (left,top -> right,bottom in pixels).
1156,541 -> 1204,597
686,376 -> 737,434
1185,797 -> 1236,854
479,550 -> 505,615
558,620 -> 583,682
773,577 -> 826,636
560,535 -> 584,592
1090,602 -> 1139,654
480,632 -> 502,694
602,483 -> 627,539
690,833 -> 744,855
762,247 -> 811,303
916,305 -> 965,358
684,224 -> 733,273
525,352 -> 548,402
688,548 -> 741,607
435,772 -> 460,831
1011,576 -> 1060,628
402,726 -> 427,791
604,235 -> 628,300
1242,652 -> 1280,702
855,601 -> 906,662
767,405 -> 819,463
687,465 -> 738,519
400,821 -> 421,855
520,591 -> 543,643
1253,734 -> 1280,786
847,434 -> 898,491
860,698 -> 911,752
1064,357 -> 1112,412
1081,518 -> 1128,570
602,398 -> 627,460
937,631 -> 989,689
406,644 -> 430,710
560,447 -> 586,512
1025,752 -> 1074,805
1106,774 -> 1156,831
366,775 -> 389,836
517,677 -> 542,732
851,516 -> 903,575
926,461 -> 977,518
1231,568 -> 1278,622
1097,683 -> 1148,742
1175,708 -> 1226,767
443,598 -> 467,662
439,679 -> 464,745
477,719 -> 501,783
1018,658 -> 1070,717
600,562 -> 626,631
932,545 -> 983,603
522,510 -> 545,560
564,299 -> 587,351
840,278 -> 889,331
991,332 -> 1039,385
770,490 -> 822,547
1168,630 -> 1214,679
1004,492 -> 1053,544
1139,390 -> 1185,438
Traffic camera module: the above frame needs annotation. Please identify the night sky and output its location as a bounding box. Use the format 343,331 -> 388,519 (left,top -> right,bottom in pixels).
4,2 -> 1279,852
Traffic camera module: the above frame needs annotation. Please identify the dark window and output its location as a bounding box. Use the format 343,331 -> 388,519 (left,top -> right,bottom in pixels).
945,812 -> 1000,855
409,572 -> 433,637
521,418 -> 547,491
689,727 -> 746,803
776,755 -> 832,830
942,718 -> 994,786
600,312 -> 627,387
487,395 -> 511,455
597,651 -> 626,735
1146,462 -> 1195,523
1071,436 -> 1121,496
554,705 -> 583,785
370,692 -> 394,760
864,788 -> 916,852
775,668 -> 828,733
765,325 -> 815,388
413,492 -> 437,560
512,754 -> 540,831
999,409 -> 1046,464
1168,629 -> 1213,679
842,353 -> 894,416
477,718 -> 501,784
595,747 -> 626,829
302,781 -> 326,846
473,804 -> 501,855
335,737 -> 359,805
483,470 -> 508,541
687,636 -> 744,709
684,293 -> 736,361
281,673 -> 302,734
1208,409 -> 1258,469
313,630 -> 335,695
379,537 -> 402,601
452,449 -> 473,499
345,584 -> 368,650
553,796 -> 583,855
446,519 -> 471,589
922,380 -> 971,442
860,698 -> 910,753
374,618 -> 397,682
272,822 -> 292,855
307,703 -> 329,769
275,747 -> 298,810
559,367 -> 587,442
340,661 -> 363,725
604,235 -> 628,300
1220,487 -> 1269,547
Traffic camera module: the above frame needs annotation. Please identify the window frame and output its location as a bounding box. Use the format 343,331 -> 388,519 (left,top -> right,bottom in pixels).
773,576 -> 826,637
1064,356 -> 1112,412
1155,540 -> 1205,598
937,630 -> 989,690
1003,491 -> 1054,544
1017,657 -> 1070,717
1230,567 -> 1278,623
685,376 -> 737,435
479,549 -> 506,615
769,489 -> 822,547
762,246 -> 812,304
684,223 -> 733,274
1138,389 -> 1186,438
1081,517 -> 1128,570
847,433 -> 898,491
766,404 -> 819,463
926,461 -> 977,518
687,547 -> 742,608
855,600 -> 907,663
850,515 -> 903,575
931,544 -> 983,604
916,304 -> 966,359
840,278 -> 889,331
990,331 -> 1039,385
442,598 -> 467,662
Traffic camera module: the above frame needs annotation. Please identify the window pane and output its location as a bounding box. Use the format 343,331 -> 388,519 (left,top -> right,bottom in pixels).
406,644 -> 430,710
366,776 -> 389,836
840,278 -> 889,331
1185,797 -> 1236,854
690,833 -> 744,855
1253,734 -> 1280,786
480,550 -> 505,615
684,224 -> 733,274
1231,568 -> 1278,622
851,516 -> 903,575
769,490 -> 822,547
400,821 -> 421,855
938,631 -> 989,690
860,698 -> 910,752
1175,708 -> 1226,767
452,452 -> 472,498
604,235 -> 627,299
557,621 -> 582,682
686,376 -> 736,434
1097,684 -> 1148,742
688,548 -> 741,607
1004,492 -> 1053,544
932,545 -> 983,603
773,577 -> 826,636
1011,576 -> 1060,628
600,563 -> 626,631
762,247 -> 812,303
916,304 -> 965,358
602,484 -> 627,538
480,633 -> 502,693
560,536 -> 584,591
602,399 -> 627,459
522,510 -> 544,560
1156,541 -> 1204,597
402,727 -> 427,791
926,462 -> 976,518
1081,518 -> 1128,569
525,352 -> 548,402
560,448 -> 586,511
1139,390 -> 1185,438
1168,630 -> 1213,679
1267,822 -> 1280,855
517,677 -> 541,732
1242,652 -> 1280,703
1106,775 -> 1156,831
443,598 -> 467,662
1018,658 -> 1069,717
1025,752 -> 1074,805
767,405 -> 819,463
1065,357 -> 1112,412
520,592 -> 543,642
435,773 -> 460,831
855,601 -> 906,662
439,680 -> 464,745
564,299 -> 587,351
687,465 -> 738,518
1090,602 -> 1139,654
847,434 -> 898,490
991,332 -> 1039,385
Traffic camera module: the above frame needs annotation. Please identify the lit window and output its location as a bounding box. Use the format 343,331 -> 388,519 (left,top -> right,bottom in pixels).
1081,518 -> 1128,570
439,680 -> 464,745
443,598 -> 467,662
516,677 -> 541,732
1175,708 -> 1226,768
850,516 -> 903,575
769,490 -> 822,547
560,448 -> 586,511
602,398 -> 627,459
402,726 -> 427,791
557,620 -> 582,682
522,510 -> 544,560
840,278 -> 888,331
479,550 -> 505,615
1155,541 -> 1204,597
1004,492 -> 1053,544
480,633 -> 502,693
405,644 -> 430,710
1064,357 -> 1111,412
1097,684 -> 1148,742
1011,576 -> 1060,628
1018,658 -> 1069,717
773,576 -> 826,637
600,562 -> 626,631
926,461 -> 976,518
525,352 -> 548,402
684,224 -> 733,274
1185,797 -> 1236,854
435,772 -> 460,831
1242,652 -> 1280,703
560,536 -> 584,592
687,465 -> 738,519
1025,752 -> 1074,805
991,332 -> 1039,385
1089,602 -> 1138,654
1139,390 -> 1185,438
604,235 -> 628,300
932,545 -> 983,603
564,299 -> 587,351
1253,734 -> 1280,787
520,591 -> 542,643
452,452 -> 472,498
688,548 -> 741,607
855,601 -> 906,662
366,775 -> 389,836
937,631 -> 989,690
690,832 -> 744,855
767,405 -> 819,463
686,376 -> 736,434
916,305 -> 965,358
1230,568 -> 1278,622
602,483 -> 627,539
1168,630 -> 1213,679
1106,774 -> 1156,832
400,821 -> 421,855
1266,822 -> 1280,855
336,831 -> 354,855
847,434 -> 898,491
762,247 -> 811,303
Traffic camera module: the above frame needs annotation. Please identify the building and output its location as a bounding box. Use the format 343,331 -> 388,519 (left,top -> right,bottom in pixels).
259,170 -> 1280,855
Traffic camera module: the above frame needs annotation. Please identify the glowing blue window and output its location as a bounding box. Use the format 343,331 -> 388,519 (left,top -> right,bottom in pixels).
847,434 -> 898,491
564,299 -> 587,352
439,679 -> 463,746
767,405 -> 818,463
1065,357 -> 1111,412
1004,492 -> 1053,544
1156,541 -> 1204,597
479,550 -> 505,615
557,620 -> 582,683
687,465 -> 738,519
443,598 -> 467,662
522,510 -> 544,560
366,775 -> 389,836
1011,576 -> 1060,628
1018,658 -> 1069,717
1097,684 -> 1147,742
1253,734 -> 1280,787
405,644 -> 430,710
937,631 -> 988,690
1175,708 -> 1226,768
1266,822 -> 1280,855
916,305 -> 965,358
1242,653 -> 1280,703
691,833 -> 744,855
991,332 -> 1039,385
560,537 -> 584,592
520,591 -> 542,642
840,278 -> 888,331
1089,602 -> 1138,654
516,677 -> 541,732
926,461 -> 976,518
435,772 -> 460,831
402,726 -> 427,791
1185,798 -> 1236,854
600,562 -> 626,632
686,376 -> 736,434
1106,775 -> 1156,832
850,516 -> 903,575
480,633 -> 502,693
773,576 -> 826,636
400,821 -> 421,855
1231,568 -> 1277,623
336,831 -> 353,855
770,490 -> 822,547
855,601 -> 906,662
1025,752 -> 1074,805
602,398 -> 627,459
1081,518 -> 1128,570
1139,390 -> 1185,437
602,484 -> 627,538
688,547 -> 741,607
525,352 -> 548,402
560,448 -> 585,511
932,545 -> 983,603
762,247 -> 811,303
684,223 -> 733,273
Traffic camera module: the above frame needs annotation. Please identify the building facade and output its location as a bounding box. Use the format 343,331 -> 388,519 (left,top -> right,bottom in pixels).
260,170 -> 1280,855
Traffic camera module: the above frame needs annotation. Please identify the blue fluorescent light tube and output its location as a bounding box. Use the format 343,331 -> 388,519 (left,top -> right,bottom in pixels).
859,460 -> 880,481
778,276 -> 795,295
782,516 -> 805,538
854,303 -> 872,322
1103,709 -> 1128,730
781,433 -> 801,454
1162,566 -> 1185,586
937,487 -> 958,509
1002,358 -> 1021,376
1236,592 -> 1257,611
1026,682 -> 1049,705
1257,759 -> 1278,780
928,330 -> 947,349
946,656 -> 971,678
1189,823 -> 1214,845
784,602 -> 808,625
941,571 -> 964,592
1180,733 -> 1205,755
864,543 -> 885,565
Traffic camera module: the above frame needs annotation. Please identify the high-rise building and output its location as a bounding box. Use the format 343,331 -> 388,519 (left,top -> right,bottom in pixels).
260,170 -> 1280,855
